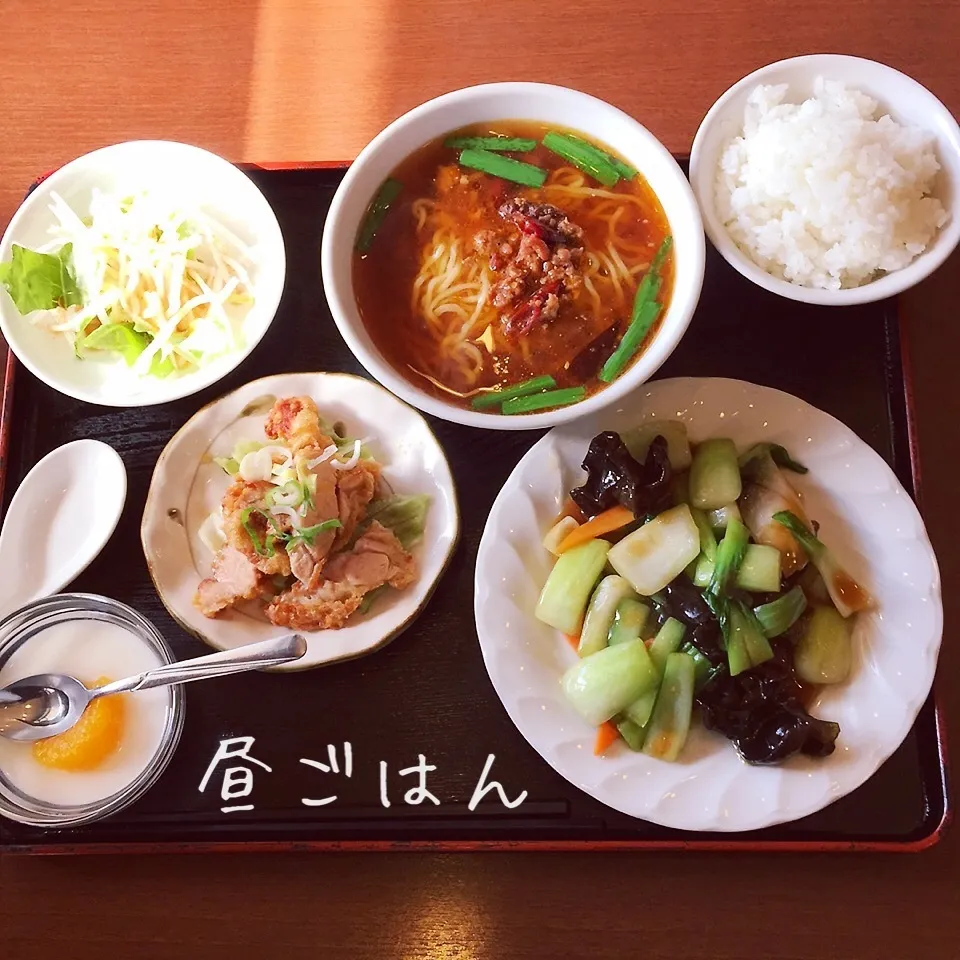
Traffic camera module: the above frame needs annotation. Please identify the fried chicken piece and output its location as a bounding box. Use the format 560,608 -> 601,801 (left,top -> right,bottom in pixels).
263,580 -> 369,631
265,396 -> 333,455
281,458 -> 377,584
322,521 -> 417,590
201,395 -> 401,627
194,546 -> 261,617
285,460 -> 341,585
334,460 -> 380,547
265,522 -> 417,630
221,478 -> 291,577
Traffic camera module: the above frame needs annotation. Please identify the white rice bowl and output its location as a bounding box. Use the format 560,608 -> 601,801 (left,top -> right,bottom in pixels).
716,78 -> 949,290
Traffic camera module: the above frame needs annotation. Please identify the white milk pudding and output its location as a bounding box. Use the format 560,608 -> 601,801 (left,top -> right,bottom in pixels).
0,595 -> 183,827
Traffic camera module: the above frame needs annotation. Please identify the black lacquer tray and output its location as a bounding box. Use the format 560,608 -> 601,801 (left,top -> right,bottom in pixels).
0,163 -> 949,853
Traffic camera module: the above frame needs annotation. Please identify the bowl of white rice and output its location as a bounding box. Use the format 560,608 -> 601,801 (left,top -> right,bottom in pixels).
689,55 -> 960,305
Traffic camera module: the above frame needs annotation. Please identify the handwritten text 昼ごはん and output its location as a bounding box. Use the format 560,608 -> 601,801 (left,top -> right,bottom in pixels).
198,738 -> 527,814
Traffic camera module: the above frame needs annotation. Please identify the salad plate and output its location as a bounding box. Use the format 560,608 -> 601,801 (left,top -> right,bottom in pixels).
475,376 -> 942,831
142,371 -> 460,670
0,141 -> 285,407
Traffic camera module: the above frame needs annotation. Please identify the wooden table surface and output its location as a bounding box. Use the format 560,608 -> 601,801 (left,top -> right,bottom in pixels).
2,1 -> 959,957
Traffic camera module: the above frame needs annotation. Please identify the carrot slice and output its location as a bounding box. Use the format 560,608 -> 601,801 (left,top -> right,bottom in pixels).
557,505 -> 634,553
564,633 -> 580,651
594,720 -> 620,756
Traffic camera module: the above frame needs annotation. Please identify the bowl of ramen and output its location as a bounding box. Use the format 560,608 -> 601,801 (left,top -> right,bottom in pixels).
322,83 -> 705,429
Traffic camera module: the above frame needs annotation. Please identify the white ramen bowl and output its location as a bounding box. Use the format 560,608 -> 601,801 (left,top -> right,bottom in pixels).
689,55 -> 960,305
321,82 -> 705,430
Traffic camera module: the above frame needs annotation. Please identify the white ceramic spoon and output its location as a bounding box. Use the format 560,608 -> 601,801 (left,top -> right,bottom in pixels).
0,439 -> 127,619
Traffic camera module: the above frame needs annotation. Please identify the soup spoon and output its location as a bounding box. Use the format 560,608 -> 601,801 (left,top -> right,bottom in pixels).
0,633 -> 308,741
0,439 -> 127,619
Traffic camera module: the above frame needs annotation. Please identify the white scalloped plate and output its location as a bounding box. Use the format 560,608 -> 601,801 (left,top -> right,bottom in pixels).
474,377 -> 942,831
142,372 -> 459,670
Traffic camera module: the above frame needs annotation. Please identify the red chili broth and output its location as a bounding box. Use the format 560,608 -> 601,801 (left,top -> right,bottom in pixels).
352,121 -> 674,412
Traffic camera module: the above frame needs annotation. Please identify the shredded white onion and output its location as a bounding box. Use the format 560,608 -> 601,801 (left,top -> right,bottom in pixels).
35,188 -> 255,376
330,440 -> 362,471
239,445 -> 293,482
238,448 -> 274,482
306,444 -> 338,469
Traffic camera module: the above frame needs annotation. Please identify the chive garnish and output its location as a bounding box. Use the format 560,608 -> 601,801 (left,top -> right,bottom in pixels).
355,178 -> 403,253
599,235 -> 673,383
458,149 -> 547,187
649,234 -> 674,272
501,386 -> 586,414
541,132 -> 620,187
599,303 -> 662,384
444,136 -> 537,152
608,156 -> 638,180
470,374 -> 557,411
565,133 -> 638,179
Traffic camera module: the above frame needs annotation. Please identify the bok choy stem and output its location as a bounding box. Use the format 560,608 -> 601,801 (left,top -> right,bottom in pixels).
773,511 -> 871,617
753,585 -> 808,638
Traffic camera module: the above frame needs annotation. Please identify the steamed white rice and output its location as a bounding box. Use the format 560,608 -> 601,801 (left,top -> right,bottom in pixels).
716,78 -> 948,290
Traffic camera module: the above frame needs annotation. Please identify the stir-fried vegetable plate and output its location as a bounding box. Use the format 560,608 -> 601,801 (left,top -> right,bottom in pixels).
538,423 -> 870,765
474,377 -> 941,831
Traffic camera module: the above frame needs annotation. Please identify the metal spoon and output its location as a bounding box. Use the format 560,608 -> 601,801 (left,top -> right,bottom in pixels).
0,633 -> 307,741
0,439 -> 127,619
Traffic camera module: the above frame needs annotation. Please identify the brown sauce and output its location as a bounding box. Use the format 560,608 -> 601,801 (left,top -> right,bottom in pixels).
831,570 -> 871,612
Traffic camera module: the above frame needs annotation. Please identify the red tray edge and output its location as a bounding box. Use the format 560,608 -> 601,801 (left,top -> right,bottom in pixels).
0,163 -> 950,856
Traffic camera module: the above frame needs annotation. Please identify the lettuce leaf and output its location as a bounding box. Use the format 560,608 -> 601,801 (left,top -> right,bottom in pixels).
149,353 -> 176,377
213,456 -> 239,476
81,322 -> 151,365
362,494 -> 430,548
0,243 -> 82,314
358,584 -> 389,615
213,440 -> 265,478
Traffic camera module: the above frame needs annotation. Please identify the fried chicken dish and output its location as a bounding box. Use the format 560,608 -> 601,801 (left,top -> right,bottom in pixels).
194,395 -> 427,630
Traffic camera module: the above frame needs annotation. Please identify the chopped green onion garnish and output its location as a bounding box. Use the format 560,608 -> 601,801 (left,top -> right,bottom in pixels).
355,178 -> 403,253
470,374 -> 557,411
566,134 -> 637,179
458,149 -> 547,187
241,507 -> 341,557
287,518 -> 342,551
298,518 -> 341,542
264,480 -> 304,509
501,386 -> 586,414
541,132 -> 620,187
598,235 -> 672,383
240,507 -> 277,558
444,136 -> 537,152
